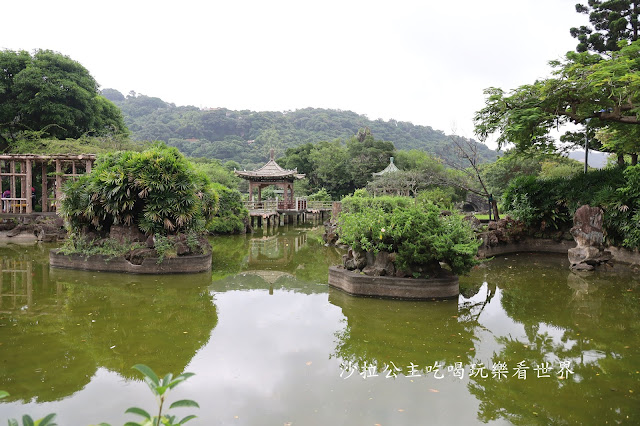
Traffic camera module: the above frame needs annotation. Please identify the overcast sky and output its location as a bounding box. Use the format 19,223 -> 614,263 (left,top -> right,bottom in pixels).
2,0 -> 586,146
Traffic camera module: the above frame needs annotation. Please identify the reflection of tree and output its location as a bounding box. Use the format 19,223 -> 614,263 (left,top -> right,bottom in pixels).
0,248 -> 217,402
209,235 -> 250,280
466,255 -> 640,424
329,289 -> 478,372
56,270 -> 217,380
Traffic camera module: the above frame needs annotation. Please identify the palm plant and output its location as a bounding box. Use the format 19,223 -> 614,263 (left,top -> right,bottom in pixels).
60,144 -> 219,237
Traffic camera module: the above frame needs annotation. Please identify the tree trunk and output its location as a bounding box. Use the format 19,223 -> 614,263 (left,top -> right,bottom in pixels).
632,153 -> 638,166
618,153 -> 625,166
492,201 -> 500,221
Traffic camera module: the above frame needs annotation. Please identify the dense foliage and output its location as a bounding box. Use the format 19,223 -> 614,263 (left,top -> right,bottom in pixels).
475,38 -> 640,163
61,145 -> 219,236
570,0 -> 639,53
102,89 -> 496,168
338,196 -> 480,275
206,183 -> 248,234
502,165 -> 640,248
481,150 -> 586,197
0,50 -> 127,151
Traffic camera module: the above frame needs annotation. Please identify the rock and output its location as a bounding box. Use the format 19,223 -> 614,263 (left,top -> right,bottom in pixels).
571,205 -> 604,247
146,235 -> 155,248
353,250 -> 367,270
322,222 -> 339,245
175,242 -> 190,256
463,214 -> 482,231
109,224 -> 147,244
568,205 -> 611,270
125,248 -> 156,265
6,224 -> 23,237
374,251 -> 395,277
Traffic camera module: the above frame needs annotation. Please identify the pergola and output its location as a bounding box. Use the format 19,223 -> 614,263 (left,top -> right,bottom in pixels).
0,154 -> 96,214
234,150 -> 304,210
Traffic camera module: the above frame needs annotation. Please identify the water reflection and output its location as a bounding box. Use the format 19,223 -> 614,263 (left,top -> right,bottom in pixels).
329,289 -> 478,369
0,245 -> 216,403
1,237 -> 639,424
463,254 -> 640,425
210,226 -> 343,291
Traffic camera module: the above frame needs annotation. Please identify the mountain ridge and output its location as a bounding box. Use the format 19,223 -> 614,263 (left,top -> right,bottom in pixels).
102,88 -> 497,168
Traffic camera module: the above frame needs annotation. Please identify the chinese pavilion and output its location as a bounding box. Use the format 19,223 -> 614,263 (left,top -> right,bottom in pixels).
234,150 -> 305,210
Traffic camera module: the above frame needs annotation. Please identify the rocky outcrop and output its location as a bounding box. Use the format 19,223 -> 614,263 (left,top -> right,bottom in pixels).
323,221 -> 339,245
568,205 -> 612,271
342,248 -> 444,279
109,224 -> 147,244
0,216 -> 66,242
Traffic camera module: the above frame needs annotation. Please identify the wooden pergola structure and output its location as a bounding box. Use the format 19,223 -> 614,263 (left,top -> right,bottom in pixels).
0,154 -> 96,214
234,150 -> 304,210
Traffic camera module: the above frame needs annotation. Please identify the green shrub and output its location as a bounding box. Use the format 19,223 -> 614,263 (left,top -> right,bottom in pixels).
59,234 -> 144,259
206,182 -> 248,234
308,188 -> 332,201
502,166 -> 640,249
338,197 -> 480,275
61,144 -> 219,236
341,194 -> 415,215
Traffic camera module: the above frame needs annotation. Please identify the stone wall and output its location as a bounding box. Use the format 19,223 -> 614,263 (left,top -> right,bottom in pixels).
49,250 -> 212,274
328,266 -> 458,299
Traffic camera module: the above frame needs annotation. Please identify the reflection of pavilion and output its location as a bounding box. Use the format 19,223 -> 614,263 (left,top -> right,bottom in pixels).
248,233 -> 307,269
0,257 -> 33,313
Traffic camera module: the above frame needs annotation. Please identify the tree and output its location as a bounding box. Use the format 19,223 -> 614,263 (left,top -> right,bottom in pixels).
571,0 -> 639,53
0,49 -> 128,151
474,40 -> 640,158
346,128 -> 395,189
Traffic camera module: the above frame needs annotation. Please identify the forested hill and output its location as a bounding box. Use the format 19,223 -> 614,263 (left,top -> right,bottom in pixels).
103,89 -> 497,168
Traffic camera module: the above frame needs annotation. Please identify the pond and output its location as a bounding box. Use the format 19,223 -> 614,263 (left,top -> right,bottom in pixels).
1,225 -> 639,425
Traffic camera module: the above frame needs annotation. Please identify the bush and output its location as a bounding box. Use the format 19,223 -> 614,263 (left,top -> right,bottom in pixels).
308,188 -> 332,201
337,197 -> 480,275
206,183 -> 248,234
502,166 -> 640,249
61,144 -> 219,236
341,194 -> 415,215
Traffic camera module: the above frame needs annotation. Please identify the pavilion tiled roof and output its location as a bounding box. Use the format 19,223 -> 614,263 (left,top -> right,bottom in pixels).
372,157 -> 399,176
234,150 -> 305,181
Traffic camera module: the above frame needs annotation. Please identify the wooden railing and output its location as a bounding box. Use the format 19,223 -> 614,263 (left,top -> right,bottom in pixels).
243,199 -> 335,211
306,201 -> 333,210
243,200 -> 278,211
1,198 -> 29,214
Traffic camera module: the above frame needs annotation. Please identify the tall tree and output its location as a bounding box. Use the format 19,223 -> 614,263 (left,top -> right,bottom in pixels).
571,0 -> 639,53
474,40 -> 640,159
0,49 -> 127,151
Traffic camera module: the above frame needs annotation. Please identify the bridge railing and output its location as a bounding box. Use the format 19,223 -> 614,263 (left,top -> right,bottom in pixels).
243,199 -> 336,211
306,201 -> 334,210
243,200 -> 278,211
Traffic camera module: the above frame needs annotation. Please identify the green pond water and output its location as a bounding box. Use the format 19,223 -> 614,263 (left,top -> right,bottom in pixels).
0,225 -> 639,425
